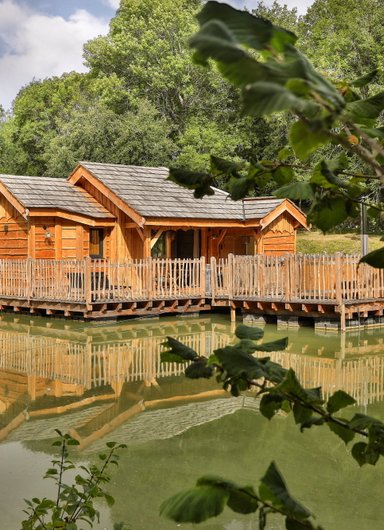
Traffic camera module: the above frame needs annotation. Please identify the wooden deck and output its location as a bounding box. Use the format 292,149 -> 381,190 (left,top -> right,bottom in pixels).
0,254 -> 383,328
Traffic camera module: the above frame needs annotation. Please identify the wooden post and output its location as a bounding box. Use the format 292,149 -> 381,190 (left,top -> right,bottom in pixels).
84,257 -> 92,308
230,304 -> 236,323
143,227 -> 151,258
340,303 -> 346,333
26,258 -> 33,302
228,253 -> 234,300
284,255 -> 291,303
210,256 -> 216,302
200,256 -> 206,298
165,231 -> 172,258
147,257 -> 154,300
335,252 -> 342,304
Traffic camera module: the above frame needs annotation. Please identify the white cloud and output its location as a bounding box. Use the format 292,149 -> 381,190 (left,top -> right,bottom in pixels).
0,1 -> 109,111
103,0 -> 120,9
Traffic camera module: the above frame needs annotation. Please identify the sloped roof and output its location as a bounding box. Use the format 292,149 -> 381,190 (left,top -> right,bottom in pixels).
0,174 -> 113,219
76,162 -> 293,222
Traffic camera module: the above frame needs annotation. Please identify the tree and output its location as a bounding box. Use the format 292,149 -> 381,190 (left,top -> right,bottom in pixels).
83,0 -> 226,126
44,99 -> 175,177
0,72 -> 93,176
299,0 -> 384,82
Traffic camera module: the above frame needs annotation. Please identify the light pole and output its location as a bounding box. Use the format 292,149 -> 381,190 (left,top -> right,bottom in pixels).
360,201 -> 368,256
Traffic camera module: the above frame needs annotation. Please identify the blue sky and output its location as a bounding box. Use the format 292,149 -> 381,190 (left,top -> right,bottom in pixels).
0,0 -> 314,111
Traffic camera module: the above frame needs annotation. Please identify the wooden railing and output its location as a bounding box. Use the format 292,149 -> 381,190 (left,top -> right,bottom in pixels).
0,257 -> 207,304
0,254 -> 383,305
211,253 -> 384,303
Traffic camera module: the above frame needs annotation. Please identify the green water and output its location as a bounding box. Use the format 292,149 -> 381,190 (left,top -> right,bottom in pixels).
0,313 -> 384,529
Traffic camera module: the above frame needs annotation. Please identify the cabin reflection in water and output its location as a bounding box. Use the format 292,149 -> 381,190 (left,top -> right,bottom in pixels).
0,315 -> 384,448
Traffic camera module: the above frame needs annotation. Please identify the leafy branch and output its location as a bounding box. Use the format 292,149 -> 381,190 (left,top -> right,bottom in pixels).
160,462 -> 323,530
160,324 -> 384,527
21,431 -> 128,530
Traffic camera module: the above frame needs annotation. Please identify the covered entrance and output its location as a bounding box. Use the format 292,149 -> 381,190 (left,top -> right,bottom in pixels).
151,229 -> 200,259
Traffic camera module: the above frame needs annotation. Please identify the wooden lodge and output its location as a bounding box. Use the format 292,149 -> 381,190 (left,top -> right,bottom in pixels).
0,162 -> 383,328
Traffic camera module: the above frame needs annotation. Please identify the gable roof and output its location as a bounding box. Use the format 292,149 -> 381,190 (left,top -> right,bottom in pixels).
72,162 -> 306,225
0,174 -> 113,219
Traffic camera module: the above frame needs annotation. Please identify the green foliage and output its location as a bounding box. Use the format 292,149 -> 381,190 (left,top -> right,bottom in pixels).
161,462 -> 321,529
161,323 -> 384,525
21,430 -> 128,529
165,0 -> 384,240
43,99 -> 175,178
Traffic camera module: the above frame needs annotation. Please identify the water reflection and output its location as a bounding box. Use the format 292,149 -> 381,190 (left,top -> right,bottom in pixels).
0,315 -> 384,447
1,315 -> 384,529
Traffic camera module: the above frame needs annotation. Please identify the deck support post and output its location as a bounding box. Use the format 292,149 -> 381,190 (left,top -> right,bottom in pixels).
230,306 -> 236,323
277,316 -> 299,329
340,303 -> 346,332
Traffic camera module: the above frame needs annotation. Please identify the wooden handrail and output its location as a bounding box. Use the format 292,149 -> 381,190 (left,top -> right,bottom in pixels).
0,254 -> 381,306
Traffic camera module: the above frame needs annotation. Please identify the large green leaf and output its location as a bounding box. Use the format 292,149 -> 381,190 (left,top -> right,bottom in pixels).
260,393 -> 286,420
259,462 -> 311,520
160,484 -> 229,523
293,402 -> 313,425
307,196 -> 353,232
210,155 -> 244,178
285,518 -> 322,529
168,168 -> 215,199
242,83 -> 315,117
227,176 -> 254,200
351,442 -> 369,466
191,20 -> 271,86
327,421 -> 355,445
349,413 -> 384,430
256,337 -> 289,352
197,1 -> 297,53
235,324 -> 264,340
275,181 -> 315,201
351,68 -> 378,88
214,344 -> 269,380
185,359 -> 214,379
283,47 -> 345,111
359,247 -> 384,269
326,390 -> 356,414
273,369 -> 324,405
227,486 -> 259,514
289,121 -> 330,161
345,91 -> 384,122
161,337 -> 199,362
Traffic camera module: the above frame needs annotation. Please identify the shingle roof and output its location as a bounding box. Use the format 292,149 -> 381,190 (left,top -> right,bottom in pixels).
78,162 -> 286,221
0,174 -> 113,219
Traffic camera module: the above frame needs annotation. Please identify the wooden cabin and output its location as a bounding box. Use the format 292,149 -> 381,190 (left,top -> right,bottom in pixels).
0,162 -> 307,262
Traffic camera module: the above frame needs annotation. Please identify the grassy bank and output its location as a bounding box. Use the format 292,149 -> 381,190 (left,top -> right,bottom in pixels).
297,230 -> 383,254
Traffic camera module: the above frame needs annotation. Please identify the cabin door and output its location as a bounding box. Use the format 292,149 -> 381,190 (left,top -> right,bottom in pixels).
172,230 -> 200,258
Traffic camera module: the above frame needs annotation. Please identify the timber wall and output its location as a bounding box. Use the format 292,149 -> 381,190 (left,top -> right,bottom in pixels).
0,196 -> 28,259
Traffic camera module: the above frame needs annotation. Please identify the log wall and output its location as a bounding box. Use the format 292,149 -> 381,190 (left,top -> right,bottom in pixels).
0,196 -> 28,259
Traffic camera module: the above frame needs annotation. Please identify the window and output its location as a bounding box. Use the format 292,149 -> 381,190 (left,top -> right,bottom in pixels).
89,228 -> 104,259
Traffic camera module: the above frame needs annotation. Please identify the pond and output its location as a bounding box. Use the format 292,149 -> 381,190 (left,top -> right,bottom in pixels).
0,313 -> 384,529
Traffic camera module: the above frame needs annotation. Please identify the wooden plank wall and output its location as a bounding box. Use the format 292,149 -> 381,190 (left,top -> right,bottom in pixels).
261,213 -> 295,255
0,196 -> 28,259
123,228 -> 144,260
34,217 -> 56,259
